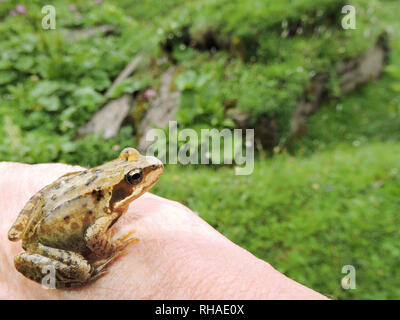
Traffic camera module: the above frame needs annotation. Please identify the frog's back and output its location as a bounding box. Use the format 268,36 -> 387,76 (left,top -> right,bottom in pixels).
41,159 -> 137,205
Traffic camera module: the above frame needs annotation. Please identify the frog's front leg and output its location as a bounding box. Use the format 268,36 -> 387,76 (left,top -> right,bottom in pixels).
14,243 -> 92,289
84,215 -> 138,258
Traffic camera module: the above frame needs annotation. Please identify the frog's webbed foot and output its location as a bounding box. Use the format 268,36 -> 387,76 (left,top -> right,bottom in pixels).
14,244 -> 92,289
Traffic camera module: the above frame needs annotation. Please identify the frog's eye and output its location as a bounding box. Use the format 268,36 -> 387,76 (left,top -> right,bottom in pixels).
125,169 -> 143,185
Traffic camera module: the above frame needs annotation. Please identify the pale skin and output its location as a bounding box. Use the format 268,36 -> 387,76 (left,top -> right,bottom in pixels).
0,162 -> 327,299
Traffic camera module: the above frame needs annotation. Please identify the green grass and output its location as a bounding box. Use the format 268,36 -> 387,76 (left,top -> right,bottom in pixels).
153,142 -> 400,299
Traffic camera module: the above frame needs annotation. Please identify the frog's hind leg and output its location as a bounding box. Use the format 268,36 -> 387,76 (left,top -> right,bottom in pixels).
14,244 -> 92,289
8,193 -> 43,241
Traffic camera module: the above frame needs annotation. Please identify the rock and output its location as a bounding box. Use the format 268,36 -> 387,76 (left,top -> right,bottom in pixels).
289,33 -> 388,141
337,34 -> 387,93
77,53 -> 143,139
77,94 -> 133,139
137,67 -> 180,152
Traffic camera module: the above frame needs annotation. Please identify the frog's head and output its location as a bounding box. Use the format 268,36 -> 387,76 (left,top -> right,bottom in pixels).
108,147 -> 164,211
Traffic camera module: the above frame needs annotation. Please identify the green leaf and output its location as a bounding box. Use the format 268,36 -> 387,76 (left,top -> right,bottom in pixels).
79,70 -> 111,91
15,56 -> 35,72
109,78 -> 144,98
0,59 -> 12,71
175,70 -> 197,91
37,96 -> 61,111
30,81 -> 60,98
73,87 -> 104,110
0,71 -> 17,85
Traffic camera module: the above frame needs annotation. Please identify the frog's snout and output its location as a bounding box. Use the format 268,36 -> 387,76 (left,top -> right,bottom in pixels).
146,156 -> 164,171
151,162 -> 164,170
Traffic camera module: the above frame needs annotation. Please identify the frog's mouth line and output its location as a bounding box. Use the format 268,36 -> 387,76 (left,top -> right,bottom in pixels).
143,168 -> 164,193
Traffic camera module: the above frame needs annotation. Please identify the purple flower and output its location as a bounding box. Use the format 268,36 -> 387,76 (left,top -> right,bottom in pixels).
94,0 -> 102,4
69,5 -> 77,12
16,4 -> 26,14
76,12 -> 82,21
144,89 -> 157,100
9,10 -> 17,16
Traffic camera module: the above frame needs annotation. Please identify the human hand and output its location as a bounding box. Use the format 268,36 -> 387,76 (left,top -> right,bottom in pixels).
0,162 -> 327,299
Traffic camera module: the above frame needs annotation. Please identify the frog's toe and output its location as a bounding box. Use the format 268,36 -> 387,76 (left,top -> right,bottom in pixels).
91,253 -> 119,271
114,229 -> 139,251
117,229 -> 136,241
89,251 -> 124,282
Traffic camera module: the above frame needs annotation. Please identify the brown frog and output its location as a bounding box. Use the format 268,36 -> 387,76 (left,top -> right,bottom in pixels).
8,147 -> 163,289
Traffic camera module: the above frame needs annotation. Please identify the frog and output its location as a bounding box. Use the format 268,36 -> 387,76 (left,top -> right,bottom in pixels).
7,147 -> 163,289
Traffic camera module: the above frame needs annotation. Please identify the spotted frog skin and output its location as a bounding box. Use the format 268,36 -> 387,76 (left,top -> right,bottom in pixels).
8,148 -> 163,289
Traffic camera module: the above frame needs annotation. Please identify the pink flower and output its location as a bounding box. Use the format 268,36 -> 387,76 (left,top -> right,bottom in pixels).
16,4 -> 26,14
69,5 -> 77,12
9,10 -> 17,16
76,13 -> 82,21
94,0 -> 102,4
144,89 -> 157,100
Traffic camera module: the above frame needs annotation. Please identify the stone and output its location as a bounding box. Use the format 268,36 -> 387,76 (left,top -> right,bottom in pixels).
137,67 -> 180,152
77,94 -> 133,139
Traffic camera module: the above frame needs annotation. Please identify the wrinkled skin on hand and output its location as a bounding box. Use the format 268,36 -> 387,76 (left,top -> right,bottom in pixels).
0,162 -> 327,300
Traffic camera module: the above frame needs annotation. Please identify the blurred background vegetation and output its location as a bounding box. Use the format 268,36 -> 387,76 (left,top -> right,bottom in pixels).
1,0 -> 399,299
